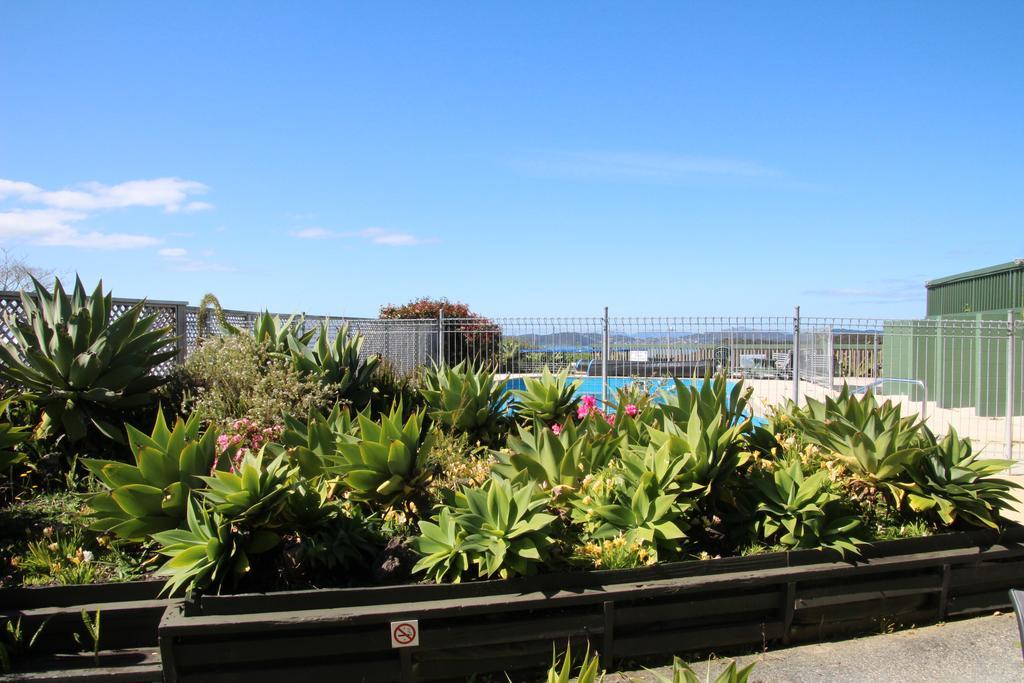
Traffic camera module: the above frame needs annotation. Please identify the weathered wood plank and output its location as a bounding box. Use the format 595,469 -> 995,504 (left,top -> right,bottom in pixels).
613,591 -> 779,627
162,544 -> 1024,638
3,647 -> 161,682
613,621 -> 785,658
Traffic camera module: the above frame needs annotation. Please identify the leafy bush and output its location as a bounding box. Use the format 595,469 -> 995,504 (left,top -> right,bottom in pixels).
0,277 -> 175,446
419,361 -> 511,446
165,333 -> 335,430
511,366 -> 581,425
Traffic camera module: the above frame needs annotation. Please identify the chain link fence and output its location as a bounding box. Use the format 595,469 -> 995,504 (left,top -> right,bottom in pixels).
1,291 -> 1021,466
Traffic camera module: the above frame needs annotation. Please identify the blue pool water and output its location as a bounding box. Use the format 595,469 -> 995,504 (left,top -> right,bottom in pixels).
504,376 -> 715,407
504,375 -> 765,426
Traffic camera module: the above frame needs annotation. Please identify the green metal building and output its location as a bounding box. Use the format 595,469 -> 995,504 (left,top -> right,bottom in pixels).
882,260 -> 1023,417
926,259 -> 1024,318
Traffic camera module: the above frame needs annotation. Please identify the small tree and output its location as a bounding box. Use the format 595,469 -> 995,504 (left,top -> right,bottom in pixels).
379,297 -> 501,366
0,250 -> 56,292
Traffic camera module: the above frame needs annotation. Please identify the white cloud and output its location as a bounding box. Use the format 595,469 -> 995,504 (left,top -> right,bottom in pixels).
0,176 -> 212,249
159,247 -> 188,258
290,226 -> 436,247
0,208 -> 161,249
290,227 -> 334,240
355,227 -> 436,246
0,177 -> 211,213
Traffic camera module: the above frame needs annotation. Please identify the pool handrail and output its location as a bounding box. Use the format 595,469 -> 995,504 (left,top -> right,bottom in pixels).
850,377 -> 928,420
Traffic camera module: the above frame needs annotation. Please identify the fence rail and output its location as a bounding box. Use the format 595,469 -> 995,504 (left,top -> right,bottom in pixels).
1,291 -> 1020,465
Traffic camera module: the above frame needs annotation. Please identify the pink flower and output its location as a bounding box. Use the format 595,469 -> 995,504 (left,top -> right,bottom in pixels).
625,403 -> 638,417
551,423 -> 562,435
577,405 -> 590,420
581,396 -> 597,410
606,412 -> 616,425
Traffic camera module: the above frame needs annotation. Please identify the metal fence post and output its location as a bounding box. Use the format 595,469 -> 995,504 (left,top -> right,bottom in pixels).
175,302 -> 188,364
602,307 -> 609,406
437,310 -> 445,366
1008,309 -> 1016,461
792,306 -> 801,404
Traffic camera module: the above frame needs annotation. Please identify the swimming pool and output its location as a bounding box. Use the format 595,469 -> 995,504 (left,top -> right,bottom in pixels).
503,375 -> 764,425
504,376 -> 720,407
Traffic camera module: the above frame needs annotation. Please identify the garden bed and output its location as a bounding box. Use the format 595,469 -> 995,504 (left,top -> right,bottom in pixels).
0,579 -> 177,681
155,525 -> 1024,682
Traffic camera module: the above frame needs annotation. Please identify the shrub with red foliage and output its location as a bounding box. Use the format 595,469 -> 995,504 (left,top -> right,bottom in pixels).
379,297 -> 500,366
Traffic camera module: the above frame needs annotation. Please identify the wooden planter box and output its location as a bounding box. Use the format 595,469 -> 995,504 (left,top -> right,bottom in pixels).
158,525 -> 1024,683
0,580 -> 178,681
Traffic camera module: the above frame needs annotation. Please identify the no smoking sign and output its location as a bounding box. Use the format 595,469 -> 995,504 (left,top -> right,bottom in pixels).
390,619 -> 419,648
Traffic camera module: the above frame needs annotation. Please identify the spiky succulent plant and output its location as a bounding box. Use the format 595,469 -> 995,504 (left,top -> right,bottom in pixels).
419,360 -> 511,446
327,402 -> 434,515
289,322 -> 380,408
511,366 -> 581,424
0,398 -> 30,472
0,277 -> 175,443
82,410 -> 221,540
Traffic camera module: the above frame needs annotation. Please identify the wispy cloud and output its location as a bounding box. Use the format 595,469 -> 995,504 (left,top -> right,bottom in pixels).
0,208 -> 161,249
290,226 -> 437,247
0,176 -> 212,249
509,150 -> 780,183
159,245 -> 233,272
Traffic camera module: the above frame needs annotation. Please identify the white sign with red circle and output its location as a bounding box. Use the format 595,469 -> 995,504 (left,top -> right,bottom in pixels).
390,620 -> 419,648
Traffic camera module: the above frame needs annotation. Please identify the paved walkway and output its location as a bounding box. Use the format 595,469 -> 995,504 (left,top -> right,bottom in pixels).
611,614 -> 1024,682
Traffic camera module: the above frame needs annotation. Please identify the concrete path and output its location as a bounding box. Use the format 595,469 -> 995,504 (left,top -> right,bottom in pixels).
610,614 -> 1024,682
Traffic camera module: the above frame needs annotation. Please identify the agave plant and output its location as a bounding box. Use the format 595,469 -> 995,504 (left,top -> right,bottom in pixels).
198,449 -> 297,526
794,386 -> 924,501
419,360 -> 512,446
903,427 -> 1021,529
493,420 -> 622,496
0,398 -> 30,471
275,404 -> 361,479
573,463 -> 693,562
658,373 -> 753,434
647,657 -> 756,683
252,311 -> 314,355
750,459 -> 862,555
546,641 -> 605,683
151,499 -> 280,596
289,322 -> 379,407
410,507 -> 471,583
511,366 -> 581,424
82,410 -> 220,540
0,277 -> 176,443
454,476 -> 557,578
328,402 -> 434,515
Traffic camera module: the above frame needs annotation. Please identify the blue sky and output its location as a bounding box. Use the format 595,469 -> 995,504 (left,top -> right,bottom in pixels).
1,2 -> 1021,318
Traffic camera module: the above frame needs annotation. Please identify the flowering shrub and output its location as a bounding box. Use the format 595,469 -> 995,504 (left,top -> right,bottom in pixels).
215,418 -> 284,471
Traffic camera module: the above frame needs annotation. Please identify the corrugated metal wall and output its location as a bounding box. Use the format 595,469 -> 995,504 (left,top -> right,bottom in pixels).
926,262 -> 1024,317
